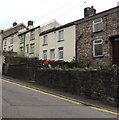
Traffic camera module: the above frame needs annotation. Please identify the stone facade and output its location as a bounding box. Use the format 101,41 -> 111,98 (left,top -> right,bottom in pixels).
76,6 -> 119,67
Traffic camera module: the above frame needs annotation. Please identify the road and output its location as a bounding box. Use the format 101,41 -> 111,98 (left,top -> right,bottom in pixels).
2,78 -> 119,118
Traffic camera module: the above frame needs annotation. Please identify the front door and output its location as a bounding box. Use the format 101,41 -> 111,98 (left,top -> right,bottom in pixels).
112,37 -> 119,65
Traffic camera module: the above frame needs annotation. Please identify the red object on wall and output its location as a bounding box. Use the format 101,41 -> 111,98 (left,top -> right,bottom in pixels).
88,57 -> 93,62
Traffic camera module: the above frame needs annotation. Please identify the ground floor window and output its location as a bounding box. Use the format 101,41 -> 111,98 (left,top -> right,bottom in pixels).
93,39 -> 103,57
30,44 -> 34,54
43,50 -> 47,60
50,49 -> 55,61
26,44 -> 29,54
58,47 -> 63,60
8,45 -> 13,52
20,47 -> 24,53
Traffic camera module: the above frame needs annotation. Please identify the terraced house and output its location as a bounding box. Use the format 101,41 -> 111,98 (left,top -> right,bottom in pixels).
1,5 -> 119,66
75,6 -> 119,66
18,21 -> 40,58
39,21 -> 76,62
2,22 -> 26,54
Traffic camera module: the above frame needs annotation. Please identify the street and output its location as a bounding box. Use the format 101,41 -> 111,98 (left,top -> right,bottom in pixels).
1,78 -> 119,118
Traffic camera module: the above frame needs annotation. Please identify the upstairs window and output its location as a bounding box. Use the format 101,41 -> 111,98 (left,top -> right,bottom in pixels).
11,35 -> 14,44
59,30 -> 64,41
21,34 -> 25,43
31,30 -> 35,40
43,35 -> 48,45
93,39 -> 103,57
4,39 -> 7,46
93,18 -> 103,32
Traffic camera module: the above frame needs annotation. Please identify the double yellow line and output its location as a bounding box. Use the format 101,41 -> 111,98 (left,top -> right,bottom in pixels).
2,79 -> 119,116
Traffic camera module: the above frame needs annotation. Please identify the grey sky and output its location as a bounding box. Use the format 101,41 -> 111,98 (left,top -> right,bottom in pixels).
0,0 -> 118,30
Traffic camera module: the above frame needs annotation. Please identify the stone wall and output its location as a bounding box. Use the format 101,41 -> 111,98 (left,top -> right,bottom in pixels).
76,8 -> 118,67
2,63 -> 119,106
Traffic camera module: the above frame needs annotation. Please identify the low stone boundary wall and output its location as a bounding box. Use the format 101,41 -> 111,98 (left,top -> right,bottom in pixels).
2,63 -> 119,107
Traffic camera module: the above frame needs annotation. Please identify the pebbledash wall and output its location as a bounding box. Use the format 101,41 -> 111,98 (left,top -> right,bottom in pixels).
76,6 -> 119,67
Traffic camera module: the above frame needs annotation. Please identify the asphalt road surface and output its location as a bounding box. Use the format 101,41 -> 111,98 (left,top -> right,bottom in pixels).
2,78 -> 119,118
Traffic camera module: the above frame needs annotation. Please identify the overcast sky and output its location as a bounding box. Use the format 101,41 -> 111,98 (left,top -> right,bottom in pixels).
0,0 -> 118,30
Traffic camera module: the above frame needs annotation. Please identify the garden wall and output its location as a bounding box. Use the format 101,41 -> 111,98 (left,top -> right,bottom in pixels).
2,63 -> 119,107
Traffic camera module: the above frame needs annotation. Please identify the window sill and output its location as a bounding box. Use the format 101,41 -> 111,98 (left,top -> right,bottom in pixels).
20,42 -> 24,44
30,38 -> 35,41
93,55 -> 104,58
58,40 -> 64,42
29,52 -> 34,54
92,30 -> 103,34
58,59 -> 63,61
43,44 -> 48,46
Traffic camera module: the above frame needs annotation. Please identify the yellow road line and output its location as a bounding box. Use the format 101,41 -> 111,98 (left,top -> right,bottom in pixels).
90,106 -> 119,116
2,79 -> 119,116
2,79 -> 81,105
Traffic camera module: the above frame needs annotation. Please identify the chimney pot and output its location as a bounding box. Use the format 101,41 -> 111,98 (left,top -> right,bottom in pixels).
28,20 -> 33,29
13,22 -> 17,26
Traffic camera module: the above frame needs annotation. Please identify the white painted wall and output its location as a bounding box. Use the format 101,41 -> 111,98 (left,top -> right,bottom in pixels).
39,25 -> 76,62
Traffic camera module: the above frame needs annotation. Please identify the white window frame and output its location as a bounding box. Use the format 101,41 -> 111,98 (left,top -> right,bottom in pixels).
43,50 -> 47,60
43,35 -> 48,45
93,18 -> 103,32
26,44 -> 29,54
11,35 -> 14,44
9,45 -> 13,52
31,30 -> 35,40
59,30 -> 64,41
50,49 -> 55,61
20,46 -> 24,53
30,44 -> 35,53
93,39 -> 103,57
58,47 -> 63,60
21,34 -> 25,43
4,39 -> 7,46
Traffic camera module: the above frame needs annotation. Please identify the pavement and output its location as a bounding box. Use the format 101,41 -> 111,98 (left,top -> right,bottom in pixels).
2,75 -> 118,115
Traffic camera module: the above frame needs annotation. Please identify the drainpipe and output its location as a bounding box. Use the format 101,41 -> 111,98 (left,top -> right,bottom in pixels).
75,33 -> 83,62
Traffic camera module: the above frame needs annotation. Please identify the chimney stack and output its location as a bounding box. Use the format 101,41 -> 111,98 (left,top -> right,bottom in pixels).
84,6 -> 96,18
28,20 -> 34,29
117,1 -> 119,6
13,22 -> 17,26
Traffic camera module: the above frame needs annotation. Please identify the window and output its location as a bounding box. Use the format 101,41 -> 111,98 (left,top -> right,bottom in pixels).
26,44 -> 29,54
21,34 -> 25,43
31,30 -> 35,40
9,46 -> 13,52
93,18 -> 103,32
43,35 -> 48,45
43,50 -> 47,60
4,39 -> 7,46
59,30 -> 64,41
58,47 -> 63,60
93,40 -> 103,57
20,47 -> 24,53
11,35 -> 14,44
30,44 -> 34,53
50,49 -> 55,61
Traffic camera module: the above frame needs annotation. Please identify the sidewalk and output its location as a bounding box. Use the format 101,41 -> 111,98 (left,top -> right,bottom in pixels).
2,75 -> 119,114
